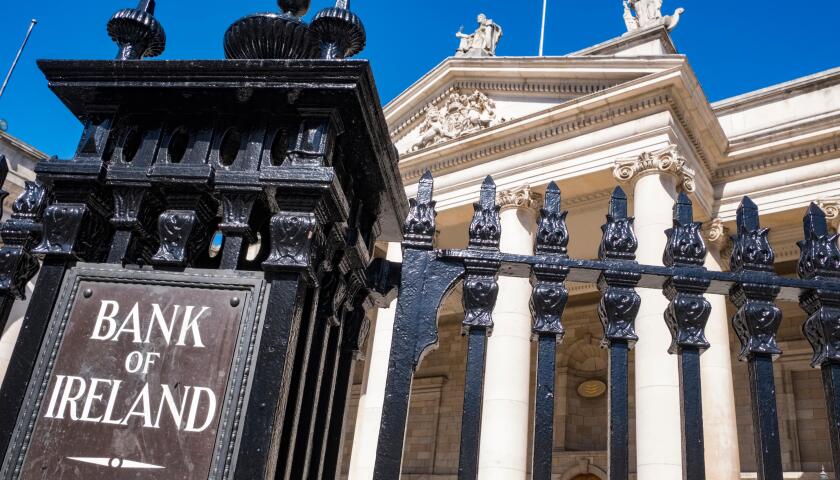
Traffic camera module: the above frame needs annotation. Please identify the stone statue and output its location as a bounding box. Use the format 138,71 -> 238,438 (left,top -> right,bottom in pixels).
455,14 -> 503,57
624,0 -> 684,33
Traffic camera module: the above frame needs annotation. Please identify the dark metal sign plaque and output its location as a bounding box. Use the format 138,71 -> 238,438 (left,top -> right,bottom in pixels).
1,265 -> 268,480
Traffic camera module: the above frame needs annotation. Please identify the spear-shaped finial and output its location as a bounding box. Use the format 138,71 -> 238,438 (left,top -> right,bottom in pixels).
107,0 -> 166,60
730,196 -> 774,273
535,182 -> 569,256
468,176 -> 501,250
735,196 -> 759,233
403,170 -> 437,250
798,202 -> 840,279
599,186 -> 637,261
804,202 -> 829,239
311,0 -> 367,59
673,191 -> 694,225
664,192 -> 706,267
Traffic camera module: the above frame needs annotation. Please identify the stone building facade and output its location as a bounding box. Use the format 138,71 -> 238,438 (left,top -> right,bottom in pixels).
339,20 -> 840,480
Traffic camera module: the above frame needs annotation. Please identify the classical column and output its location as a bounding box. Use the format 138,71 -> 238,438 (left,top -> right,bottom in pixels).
701,219 -> 741,480
614,144 -> 694,480
347,243 -> 402,480
477,185 -> 541,480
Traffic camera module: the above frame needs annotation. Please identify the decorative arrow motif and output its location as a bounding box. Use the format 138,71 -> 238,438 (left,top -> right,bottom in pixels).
67,457 -> 165,469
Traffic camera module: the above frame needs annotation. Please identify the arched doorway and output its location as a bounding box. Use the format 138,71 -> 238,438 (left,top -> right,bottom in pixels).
570,475 -> 600,480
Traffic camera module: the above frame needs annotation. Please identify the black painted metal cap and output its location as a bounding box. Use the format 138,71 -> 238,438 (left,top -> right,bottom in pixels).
311,6 -> 366,58
224,12 -> 320,60
107,1 -> 166,59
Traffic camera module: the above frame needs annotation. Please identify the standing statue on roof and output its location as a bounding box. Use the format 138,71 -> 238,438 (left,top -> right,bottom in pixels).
455,14 -> 503,57
623,0 -> 684,33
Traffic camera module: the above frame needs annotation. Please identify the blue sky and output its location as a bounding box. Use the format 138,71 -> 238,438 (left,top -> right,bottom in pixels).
0,1 -> 837,158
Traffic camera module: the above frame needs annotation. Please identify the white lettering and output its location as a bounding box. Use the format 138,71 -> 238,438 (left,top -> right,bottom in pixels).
125,351 -> 144,373
90,301 -> 119,340
54,376 -> 86,420
184,387 -> 216,432
155,385 -> 191,429
113,302 -> 143,343
79,378 -> 110,422
177,306 -> 209,348
144,304 -> 179,344
44,375 -> 66,419
101,379 -> 123,424
121,383 -> 154,428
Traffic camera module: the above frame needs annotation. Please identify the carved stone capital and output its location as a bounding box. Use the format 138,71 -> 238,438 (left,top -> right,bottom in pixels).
703,218 -> 732,266
496,185 -> 542,214
613,144 -> 696,193
818,198 -> 840,231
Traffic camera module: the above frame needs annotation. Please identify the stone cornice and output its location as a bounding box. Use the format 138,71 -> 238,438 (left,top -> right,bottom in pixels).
496,185 -> 542,214
713,137 -> 840,183
385,56 -> 687,135
713,66 -> 840,115
396,64 -> 727,186
613,144 -> 696,192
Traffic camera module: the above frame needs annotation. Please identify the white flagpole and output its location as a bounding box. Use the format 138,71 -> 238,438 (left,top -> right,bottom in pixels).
0,19 -> 37,101
538,0 -> 548,56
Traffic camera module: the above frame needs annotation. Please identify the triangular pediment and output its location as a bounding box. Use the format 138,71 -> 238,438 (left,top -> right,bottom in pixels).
385,56 -> 685,155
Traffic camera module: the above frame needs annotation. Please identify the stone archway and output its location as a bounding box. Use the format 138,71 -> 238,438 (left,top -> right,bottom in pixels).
571,475 -> 600,480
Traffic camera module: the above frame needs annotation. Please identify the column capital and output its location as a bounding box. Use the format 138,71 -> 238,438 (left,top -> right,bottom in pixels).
496,185 -> 542,214
613,144 -> 696,193
818,198 -> 840,231
703,218 -> 732,269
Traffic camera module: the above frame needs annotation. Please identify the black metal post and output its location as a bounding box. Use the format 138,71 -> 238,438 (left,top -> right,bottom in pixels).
457,176 -> 501,480
374,172 -> 464,479
276,284 -> 318,479
798,202 -> 840,475
597,186 -> 640,480
233,209 -> 321,480
729,196 -> 784,480
458,330 -> 488,480
320,306 -> 370,480
529,182 -> 569,479
662,192 -> 711,480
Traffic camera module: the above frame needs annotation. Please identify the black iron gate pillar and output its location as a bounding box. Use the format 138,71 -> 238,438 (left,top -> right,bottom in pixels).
798,203 -> 840,475
529,182 -> 569,480
597,186 -> 641,480
0,173 -> 45,335
729,197 -> 784,480
0,117 -> 114,456
662,192 -> 711,480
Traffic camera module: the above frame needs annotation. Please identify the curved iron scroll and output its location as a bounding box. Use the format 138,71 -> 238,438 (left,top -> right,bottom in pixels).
373,248 -> 464,479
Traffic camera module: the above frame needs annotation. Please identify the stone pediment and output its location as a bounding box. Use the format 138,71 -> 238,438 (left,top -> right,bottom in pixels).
385,57 -> 684,155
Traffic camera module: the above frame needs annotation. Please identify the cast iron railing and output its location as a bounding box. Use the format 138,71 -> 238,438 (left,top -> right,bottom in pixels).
374,171 -> 840,480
